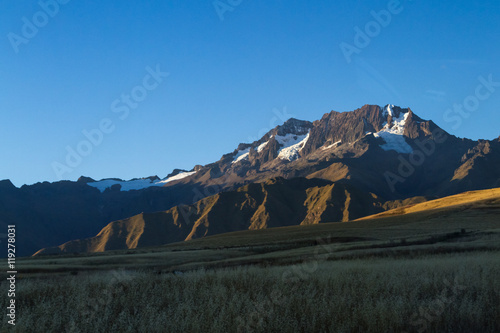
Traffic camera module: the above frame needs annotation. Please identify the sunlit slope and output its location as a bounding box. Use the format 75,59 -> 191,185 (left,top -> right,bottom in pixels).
356,187 -> 500,220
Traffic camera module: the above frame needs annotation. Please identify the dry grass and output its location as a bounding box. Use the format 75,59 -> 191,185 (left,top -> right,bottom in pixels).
3,251 -> 499,332
357,187 -> 500,220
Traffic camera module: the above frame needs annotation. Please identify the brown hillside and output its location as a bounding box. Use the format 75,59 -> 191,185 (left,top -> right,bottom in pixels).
34,178 -> 385,255
356,187 -> 500,220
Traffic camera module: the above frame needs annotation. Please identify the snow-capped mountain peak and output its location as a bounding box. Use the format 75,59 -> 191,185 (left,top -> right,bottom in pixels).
374,105 -> 412,153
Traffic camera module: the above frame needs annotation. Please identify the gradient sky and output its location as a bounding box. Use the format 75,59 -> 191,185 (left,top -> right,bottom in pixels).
1,0 -> 499,186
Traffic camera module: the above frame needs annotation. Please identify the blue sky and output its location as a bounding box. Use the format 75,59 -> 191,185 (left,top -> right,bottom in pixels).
1,0 -> 499,186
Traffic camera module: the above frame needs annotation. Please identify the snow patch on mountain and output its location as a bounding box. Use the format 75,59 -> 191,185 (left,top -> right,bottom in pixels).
382,104 -> 394,117
232,141 -> 269,164
374,110 -> 413,154
322,140 -> 342,150
276,132 -> 310,161
87,171 -> 196,192
257,141 -> 268,152
232,148 -> 251,164
158,171 -> 196,184
375,132 -> 413,154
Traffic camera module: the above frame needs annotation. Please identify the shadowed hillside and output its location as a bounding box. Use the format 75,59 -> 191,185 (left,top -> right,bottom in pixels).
35,182 -> 500,256
34,178 -> 389,255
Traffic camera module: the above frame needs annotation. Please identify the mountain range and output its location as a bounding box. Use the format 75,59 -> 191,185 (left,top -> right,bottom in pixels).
2,104 -> 499,256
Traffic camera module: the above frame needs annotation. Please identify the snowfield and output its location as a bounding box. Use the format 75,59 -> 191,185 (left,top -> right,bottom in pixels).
374,105 -> 413,154
276,132 -> 310,161
322,140 -> 342,150
232,148 -> 251,164
257,141 -> 268,152
87,171 -> 197,192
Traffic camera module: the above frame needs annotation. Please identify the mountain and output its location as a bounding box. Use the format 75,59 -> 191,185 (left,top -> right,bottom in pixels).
3,104 -> 499,256
0,178 -> 206,256
76,104 -> 500,199
164,104 -> 500,199
35,177 -> 430,255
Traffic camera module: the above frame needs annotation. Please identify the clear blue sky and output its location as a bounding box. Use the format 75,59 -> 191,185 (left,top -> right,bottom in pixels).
1,0 -> 499,186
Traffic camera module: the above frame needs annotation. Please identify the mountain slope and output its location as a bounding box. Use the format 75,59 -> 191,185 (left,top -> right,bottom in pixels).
35,185 -> 500,256
356,187 -> 500,220
34,178 -> 388,255
0,179 -> 206,256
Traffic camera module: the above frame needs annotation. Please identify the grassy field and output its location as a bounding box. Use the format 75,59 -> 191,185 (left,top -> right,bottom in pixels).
3,189 -> 500,332
4,252 -> 499,333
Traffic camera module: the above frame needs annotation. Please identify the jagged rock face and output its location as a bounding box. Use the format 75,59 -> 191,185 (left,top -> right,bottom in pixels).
228,118 -> 314,165
182,104 -> 500,206
303,104 -> 386,154
186,104 -> 456,196
272,118 -> 312,136
211,104 -> 448,176
300,104 -> 433,154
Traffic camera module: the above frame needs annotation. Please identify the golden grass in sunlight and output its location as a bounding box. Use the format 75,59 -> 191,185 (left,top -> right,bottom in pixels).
357,187 -> 500,220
